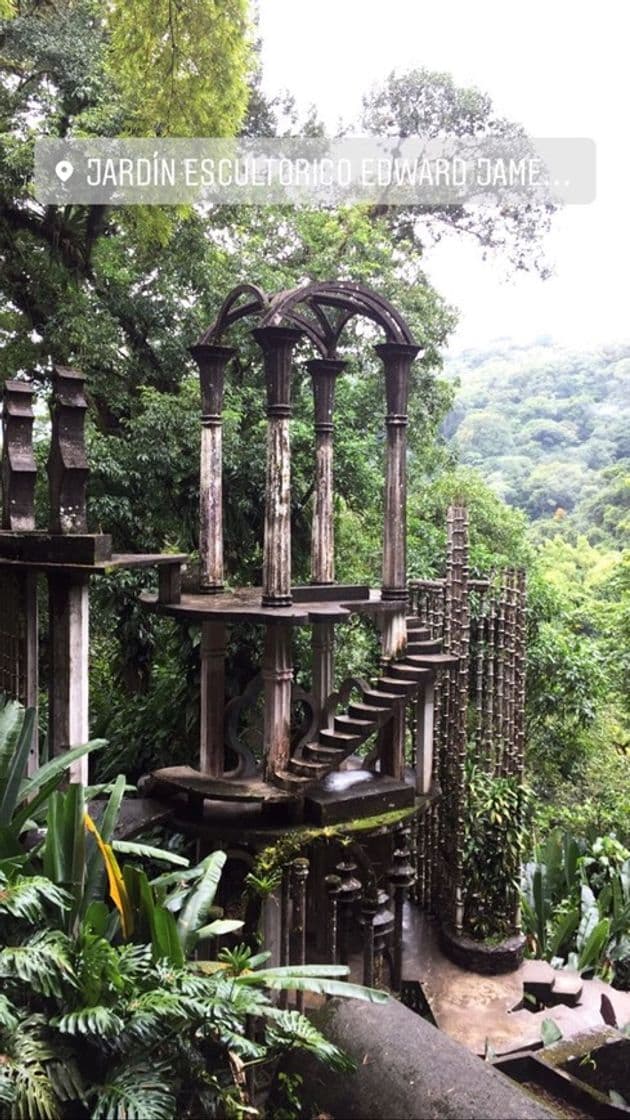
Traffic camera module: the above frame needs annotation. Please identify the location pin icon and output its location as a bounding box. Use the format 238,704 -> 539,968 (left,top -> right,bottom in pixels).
55,160 -> 74,183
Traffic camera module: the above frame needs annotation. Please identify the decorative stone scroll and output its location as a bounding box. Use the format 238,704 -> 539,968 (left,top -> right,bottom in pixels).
1,379 -> 36,531
47,366 -> 89,534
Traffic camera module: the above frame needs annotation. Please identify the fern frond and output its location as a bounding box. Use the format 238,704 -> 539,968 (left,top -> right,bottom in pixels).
0,992 -> 19,1033
5,1015 -> 65,1120
52,1005 -> 125,1040
0,930 -> 76,998
0,873 -> 70,922
91,1060 -> 176,1120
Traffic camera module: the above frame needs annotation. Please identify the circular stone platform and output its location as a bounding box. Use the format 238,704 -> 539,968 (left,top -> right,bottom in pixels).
440,924 -> 526,975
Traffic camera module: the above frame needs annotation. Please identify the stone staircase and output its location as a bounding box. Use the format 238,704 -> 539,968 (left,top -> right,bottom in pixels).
275,617 -> 458,793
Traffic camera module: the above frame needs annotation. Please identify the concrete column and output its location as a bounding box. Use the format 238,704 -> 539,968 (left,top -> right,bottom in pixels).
1,380 -> 39,773
253,326 -> 302,608
48,574 -> 89,783
312,621 -> 334,726
308,358 -> 346,585
262,622 -> 293,779
189,344 -> 235,593
200,620 -> 226,776
375,343 -> 420,602
415,678 -> 435,794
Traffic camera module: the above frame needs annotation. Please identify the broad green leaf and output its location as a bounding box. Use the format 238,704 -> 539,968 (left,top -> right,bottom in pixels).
548,907 -> 580,959
177,850 -> 226,952
0,700 -> 25,786
239,972 -> 388,1002
541,1018 -> 563,1046
195,918 -> 243,940
152,907 -> 185,968
0,707 -> 35,826
112,840 -> 189,866
577,917 -> 610,973
19,740 -> 106,804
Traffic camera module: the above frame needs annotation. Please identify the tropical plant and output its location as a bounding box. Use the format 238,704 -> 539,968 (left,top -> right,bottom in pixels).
0,702 -> 387,1117
521,828 -> 630,988
462,757 -> 528,940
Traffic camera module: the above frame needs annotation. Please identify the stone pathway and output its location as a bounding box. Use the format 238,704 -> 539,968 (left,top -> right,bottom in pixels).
399,908 -> 630,1057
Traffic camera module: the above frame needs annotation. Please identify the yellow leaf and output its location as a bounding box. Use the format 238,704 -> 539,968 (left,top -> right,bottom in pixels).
84,812 -> 134,938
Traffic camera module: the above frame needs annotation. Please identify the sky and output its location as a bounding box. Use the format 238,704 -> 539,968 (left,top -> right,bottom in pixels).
258,0 -> 630,353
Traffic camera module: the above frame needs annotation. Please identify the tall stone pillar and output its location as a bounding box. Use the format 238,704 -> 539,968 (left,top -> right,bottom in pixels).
262,622 -> 293,780
375,343 -> 420,601
189,344 -> 235,593
308,357 -> 345,585
199,621 -> 226,776
308,357 -> 345,721
1,380 -> 39,773
253,326 -> 302,608
47,367 -> 90,783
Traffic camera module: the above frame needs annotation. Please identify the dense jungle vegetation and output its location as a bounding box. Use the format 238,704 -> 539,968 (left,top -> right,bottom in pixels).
445,341 -> 629,842
0,10 -> 628,1113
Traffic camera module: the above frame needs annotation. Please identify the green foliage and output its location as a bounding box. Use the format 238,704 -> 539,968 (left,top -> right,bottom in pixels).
360,68 -> 555,276
521,829 -> 630,988
0,704 -> 384,1118
463,759 -> 529,940
106,0 -> 250,137
446,338 -> 629,541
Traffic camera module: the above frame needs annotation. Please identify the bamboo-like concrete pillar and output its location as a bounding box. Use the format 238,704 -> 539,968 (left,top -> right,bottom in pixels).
189,344 -> 235,593
1,380 -> 39,773
47,368 -> 90,783
253,326 -> 302,608
375,342 -> 420,602
415,678 -> 435,794
262,622 -> 293,779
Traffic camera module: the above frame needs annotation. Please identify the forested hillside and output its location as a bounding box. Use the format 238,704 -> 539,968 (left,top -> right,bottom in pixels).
445,340 -> 629,542
443,339 -> 629,843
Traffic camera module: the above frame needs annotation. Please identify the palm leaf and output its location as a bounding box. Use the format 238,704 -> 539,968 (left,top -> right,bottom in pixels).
0,707 -> 35,826
111,841 -> 189,867
84,813 -> 133,938
86,774 -> 127,904
0,698 -> 24,786
19,740 -> 106,804
577,916 -> 611,973
195,918 -> 243,940
176,850 -> 226,953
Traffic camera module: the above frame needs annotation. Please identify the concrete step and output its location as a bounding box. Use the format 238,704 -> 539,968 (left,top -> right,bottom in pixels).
406,618 -> 430,635
289,756 -> 330,778
407,639 -> 442,653
389,663 -> 432,682
377,675 -> 419,696
274,769 -> 313,793
335,713 -> 376,736
319,727 -> 362,749
303,742 -> 346,764
349,700 -> 391,724
548,973 -> 583,1008
362,688 -> 400,708
404,653 -> 459,669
